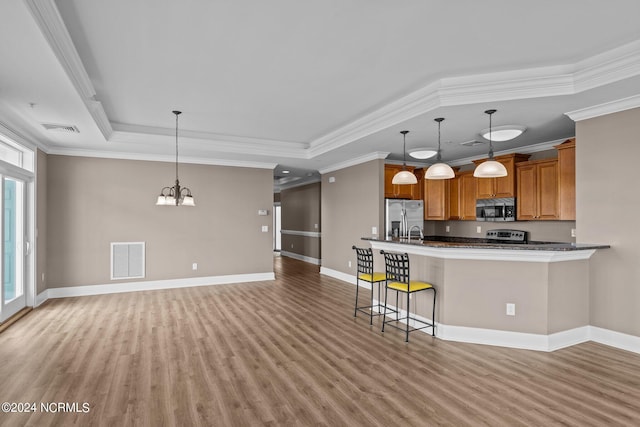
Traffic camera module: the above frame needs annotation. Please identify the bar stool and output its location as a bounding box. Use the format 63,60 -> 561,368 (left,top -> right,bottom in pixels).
380,250 -> 436,342
352,246 -> 393,325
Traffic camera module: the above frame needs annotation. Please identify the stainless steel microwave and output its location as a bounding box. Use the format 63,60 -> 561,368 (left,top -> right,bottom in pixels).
476,197 -> 516,222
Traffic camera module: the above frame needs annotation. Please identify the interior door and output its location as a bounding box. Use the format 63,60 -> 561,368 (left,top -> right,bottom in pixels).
1,176 -> 26,322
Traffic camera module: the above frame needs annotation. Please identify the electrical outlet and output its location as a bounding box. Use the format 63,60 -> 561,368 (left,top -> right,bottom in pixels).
291,244 -> 294,248
445,225 -> 450,232
372,226 -> 377,235
571,228 -> 576,238
506,303 -> 516,316
476,226 -> 482,234
314,223 -> 318,229
192,263 -> 198,271
348,261 -> 352,268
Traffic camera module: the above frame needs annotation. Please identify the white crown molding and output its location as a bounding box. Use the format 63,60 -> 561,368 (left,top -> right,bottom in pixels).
276,177 -> 321,192
565,94 -> 640,122
46,147 -> 277,169
0,120 -> 43,153
308,39 -> 640,160
110,124 -> 308,158
318,151 -> 389,174
574,39 -> 640,92
449,138 -> 571,167
25,0 -> 113,141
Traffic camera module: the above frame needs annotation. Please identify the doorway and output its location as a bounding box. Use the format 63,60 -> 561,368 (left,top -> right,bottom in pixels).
1,175 -> 26,321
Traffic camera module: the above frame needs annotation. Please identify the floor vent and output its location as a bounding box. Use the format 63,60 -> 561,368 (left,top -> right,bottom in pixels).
111,242 -> 145,280
41,123 -> 80,133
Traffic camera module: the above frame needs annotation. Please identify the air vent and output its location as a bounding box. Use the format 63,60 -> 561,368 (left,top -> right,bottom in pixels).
460,140 -> 485,147
42,123 -> 80,133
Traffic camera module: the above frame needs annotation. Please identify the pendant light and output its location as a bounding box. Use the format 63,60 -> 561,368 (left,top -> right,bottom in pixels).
392,130 -> 418,185
156,110 -> 196,206
425,117 -> 455,179
474,109 -> 508,178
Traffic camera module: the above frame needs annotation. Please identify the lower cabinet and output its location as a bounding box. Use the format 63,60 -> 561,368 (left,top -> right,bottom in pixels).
516,159 -> 559,220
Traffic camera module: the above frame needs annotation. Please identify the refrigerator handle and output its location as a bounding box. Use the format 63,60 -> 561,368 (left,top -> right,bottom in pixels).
401,208 -> 406,238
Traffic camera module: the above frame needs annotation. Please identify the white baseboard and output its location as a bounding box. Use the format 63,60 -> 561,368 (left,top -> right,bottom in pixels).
590,326 -> 640,354
44,272 -> 275,300
320,267 -> 357,285
35,289 -> 49,307
280,251 -> 321,265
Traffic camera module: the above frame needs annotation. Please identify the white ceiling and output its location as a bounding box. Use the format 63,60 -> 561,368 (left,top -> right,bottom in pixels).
2,0 -> 640,190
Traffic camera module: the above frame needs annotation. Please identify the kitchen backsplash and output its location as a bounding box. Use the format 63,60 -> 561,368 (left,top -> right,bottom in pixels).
427,220 -> 577,243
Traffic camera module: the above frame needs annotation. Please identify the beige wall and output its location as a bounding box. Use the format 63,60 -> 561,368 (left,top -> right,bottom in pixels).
36,149 -> 47,294
280,182 -> 321,260
46,155 -> 274,288
321,160 -> 384,274
577,107 -> 640,337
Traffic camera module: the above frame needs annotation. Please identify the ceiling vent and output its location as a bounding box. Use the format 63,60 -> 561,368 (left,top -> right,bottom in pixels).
42,123 -> 80,133
460,139 -> 485,147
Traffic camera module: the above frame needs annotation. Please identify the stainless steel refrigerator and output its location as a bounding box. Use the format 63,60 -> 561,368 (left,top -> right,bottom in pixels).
385,199 -> 424,239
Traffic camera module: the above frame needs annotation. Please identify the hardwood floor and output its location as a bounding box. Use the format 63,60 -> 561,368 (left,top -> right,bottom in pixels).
1,255 -> 639,426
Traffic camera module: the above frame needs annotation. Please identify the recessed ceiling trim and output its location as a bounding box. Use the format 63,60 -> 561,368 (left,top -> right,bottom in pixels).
308,41 -> 640,161
574,39 -> 640,92
565,94 -> 640,122
318,151 -> 390,175
110,125 -> 308,159
449,138 -> 569,167
25,0 -> 113,140
45,147 -> 277,169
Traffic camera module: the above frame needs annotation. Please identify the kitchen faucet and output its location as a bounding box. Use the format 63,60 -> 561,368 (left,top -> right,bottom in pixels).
408,225 -> 424,242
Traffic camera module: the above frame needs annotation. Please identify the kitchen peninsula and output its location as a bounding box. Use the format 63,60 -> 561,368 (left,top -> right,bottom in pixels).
363,236 -> 609,351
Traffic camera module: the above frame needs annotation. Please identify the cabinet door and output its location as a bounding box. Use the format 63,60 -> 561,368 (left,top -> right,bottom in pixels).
384,166 -> 398,198
424,179 -> 448,220
475,176 -> 495,199
517,164 -> 537,220
460,173 -> 477,220
494,158 -> 516,197
448,175 -> 461,220
537,161 -> 559,220
384,165 -> 414,199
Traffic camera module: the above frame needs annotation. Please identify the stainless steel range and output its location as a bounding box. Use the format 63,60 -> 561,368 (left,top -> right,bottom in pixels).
485,229 -> 528,243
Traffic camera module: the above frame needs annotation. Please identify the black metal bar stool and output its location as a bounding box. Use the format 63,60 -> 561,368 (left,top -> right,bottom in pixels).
352,246 -> 394,325
380,250 -> 436,342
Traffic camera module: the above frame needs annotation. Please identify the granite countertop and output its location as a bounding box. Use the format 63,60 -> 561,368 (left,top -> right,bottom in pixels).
362,236 -> 610,251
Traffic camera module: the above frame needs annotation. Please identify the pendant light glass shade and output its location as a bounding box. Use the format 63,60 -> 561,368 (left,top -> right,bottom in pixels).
473,160 -> 507,177
474,109 -> 507,178
392,169 -> 418,184
425,117 -> 455,180
392,130 -> 418,185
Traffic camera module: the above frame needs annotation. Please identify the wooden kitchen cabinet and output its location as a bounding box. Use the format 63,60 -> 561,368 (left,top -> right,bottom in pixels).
516,159 -> 559,220
448,171 -> 476,220
423,177 -> 449,220
384,164 -> 420,199
555,138 -> 576,220
473,153 -> 530,199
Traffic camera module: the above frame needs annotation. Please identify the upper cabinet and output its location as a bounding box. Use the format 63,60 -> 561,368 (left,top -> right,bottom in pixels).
473,154 -> 530,199
384,164 -> 421,199
423,176 -> 450,220
448,171 -> 476,220
555,138 -> 576,220
516,159 -> 559,220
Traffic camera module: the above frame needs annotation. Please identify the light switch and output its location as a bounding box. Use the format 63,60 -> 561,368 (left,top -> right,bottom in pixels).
329,177 -> 336,183
261,225 -> 269,232
258,209 -> 268,216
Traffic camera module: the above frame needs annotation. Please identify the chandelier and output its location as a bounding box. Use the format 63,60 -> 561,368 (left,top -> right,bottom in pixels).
156,110 -> 195,206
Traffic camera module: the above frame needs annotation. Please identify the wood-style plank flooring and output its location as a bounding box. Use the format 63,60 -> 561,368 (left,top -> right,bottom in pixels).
1,255 -> 640,426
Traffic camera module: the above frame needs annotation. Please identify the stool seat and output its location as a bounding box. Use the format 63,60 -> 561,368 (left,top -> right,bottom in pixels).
358,272 -> 387,283
387,280 -> 433,293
